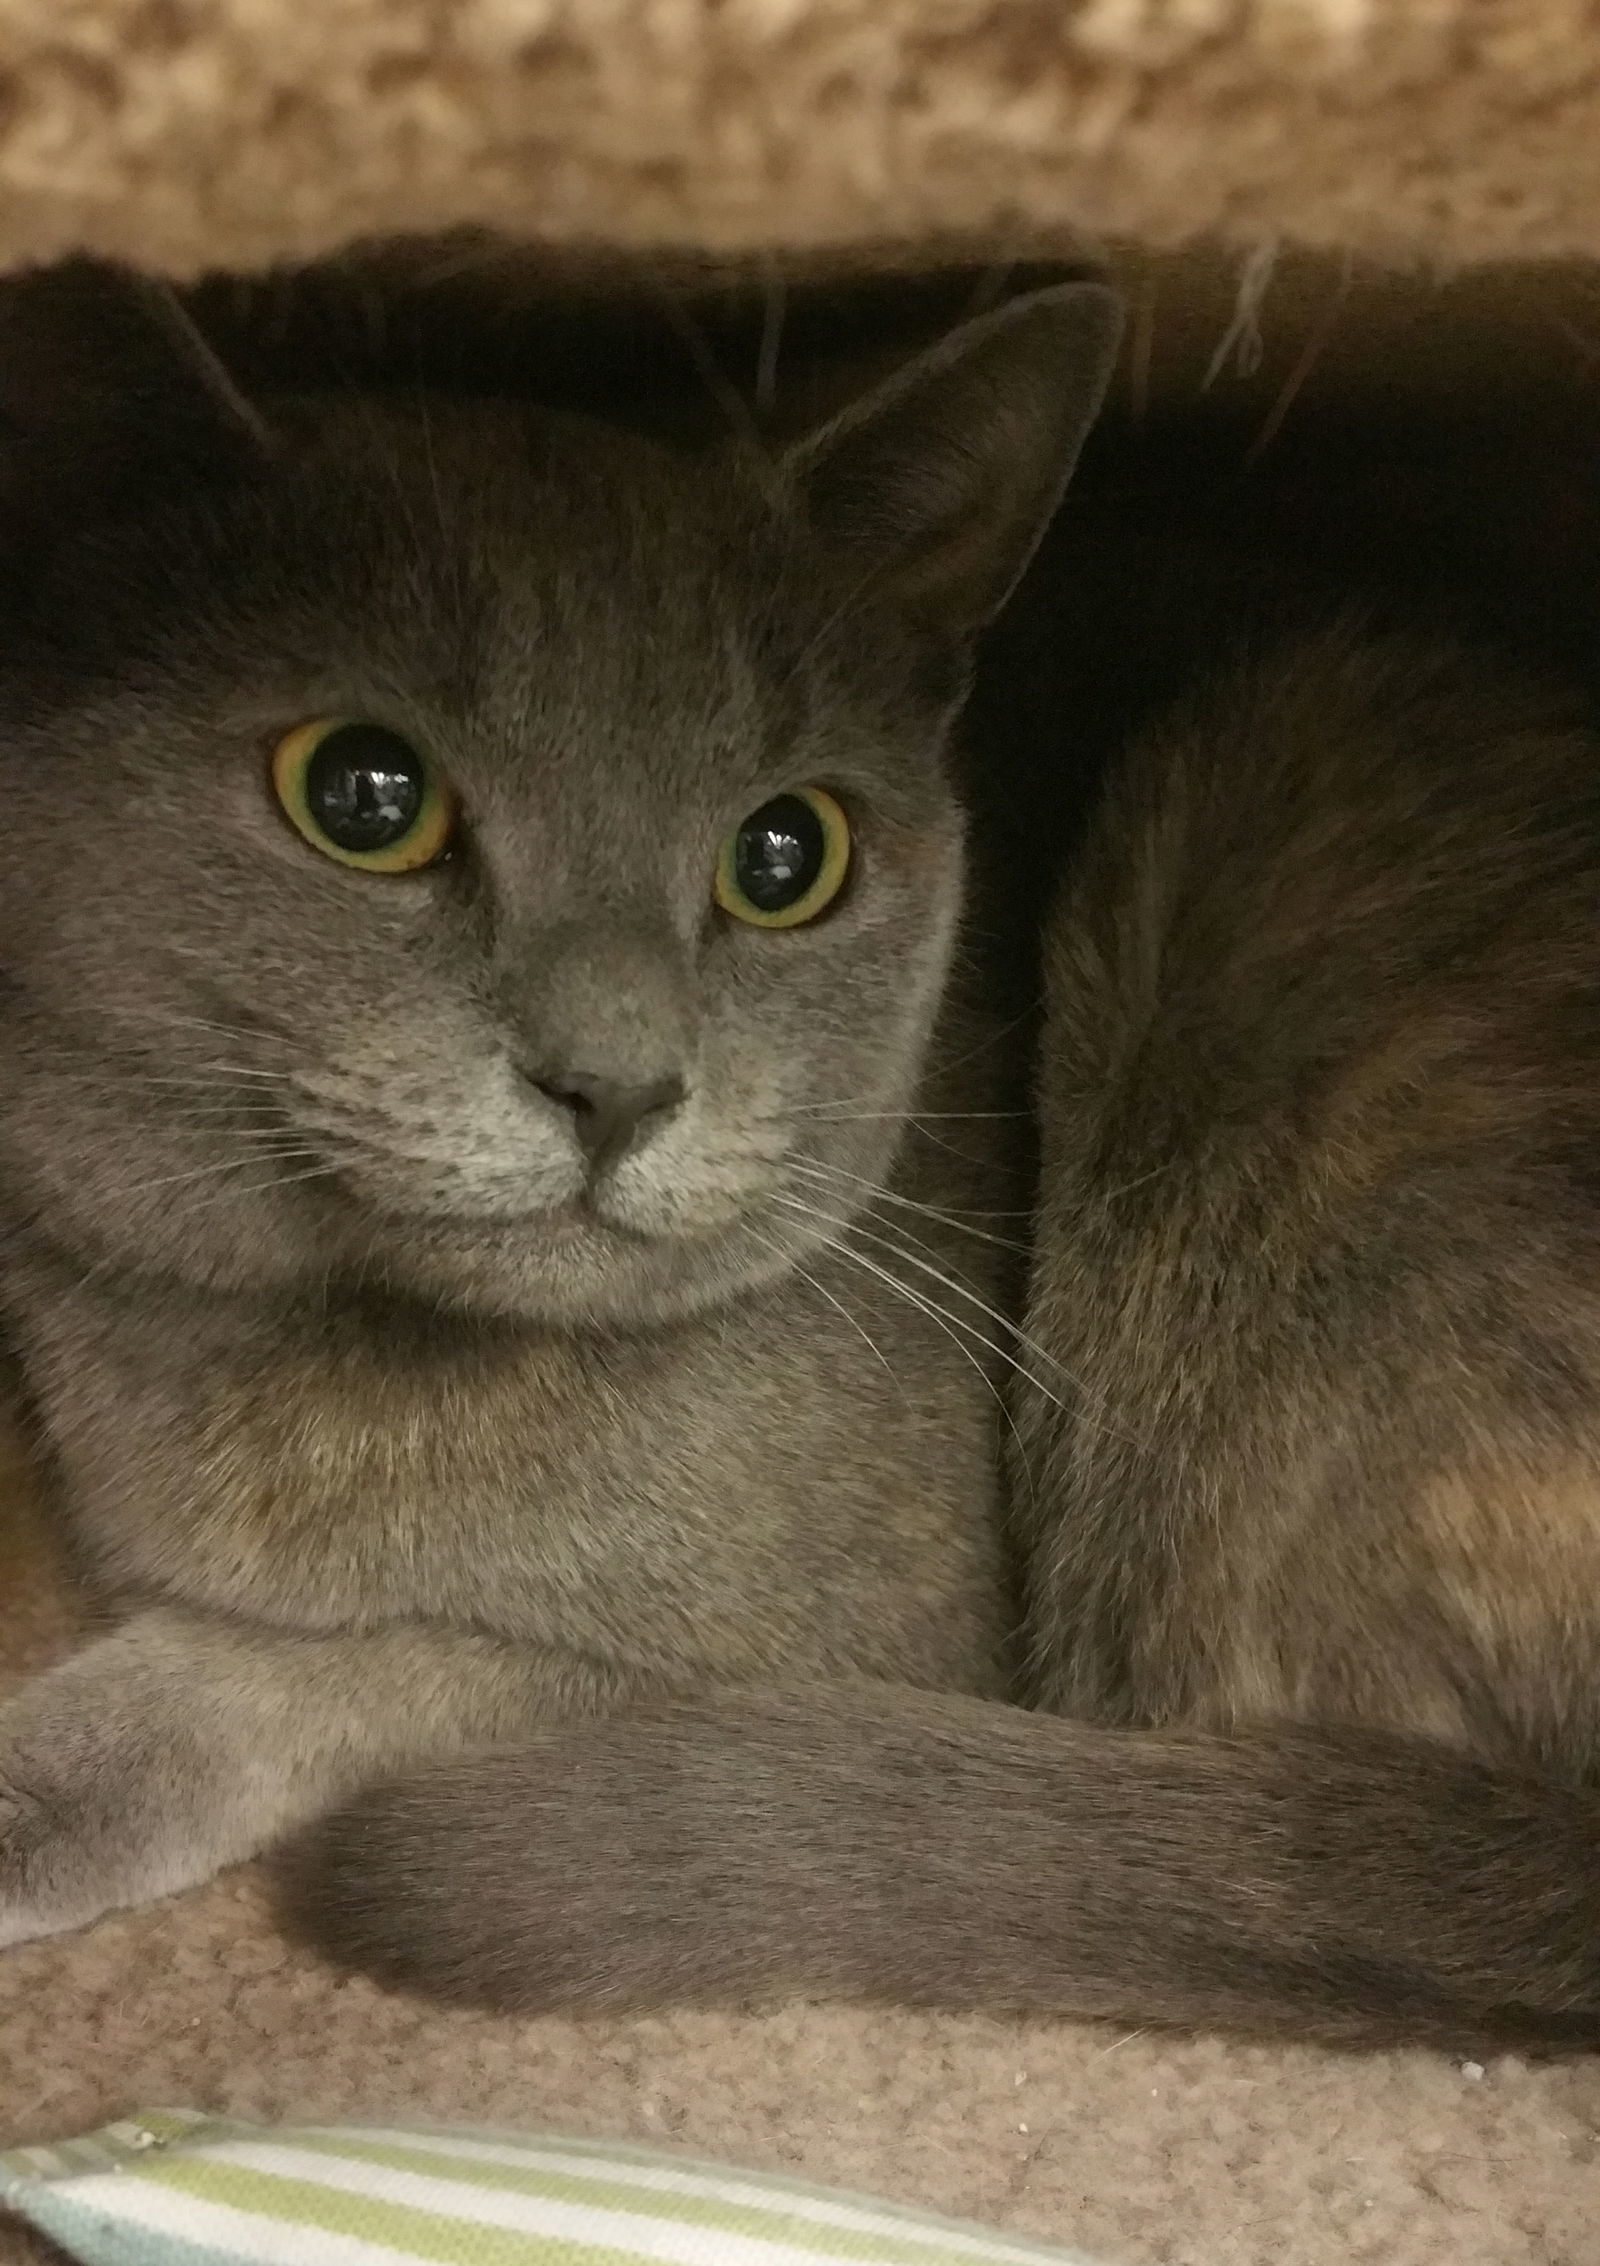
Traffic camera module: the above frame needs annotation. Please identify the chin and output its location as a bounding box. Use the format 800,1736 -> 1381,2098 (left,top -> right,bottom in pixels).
376,1205 -> 794,1334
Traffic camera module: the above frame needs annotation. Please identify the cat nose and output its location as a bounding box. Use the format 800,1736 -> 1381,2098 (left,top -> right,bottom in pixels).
530,1068 -> 686,1166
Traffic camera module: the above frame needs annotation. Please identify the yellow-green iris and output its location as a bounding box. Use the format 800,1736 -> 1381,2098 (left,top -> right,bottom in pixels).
714,788 -> 851,929
270,718 -> 456,873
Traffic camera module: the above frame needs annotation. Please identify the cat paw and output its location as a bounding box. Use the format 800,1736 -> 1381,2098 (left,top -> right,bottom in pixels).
0,1738 -> 222,1946
0,1778 -> 56,1947
0,1755 -> 118,1947
0,1672 -> 229,1947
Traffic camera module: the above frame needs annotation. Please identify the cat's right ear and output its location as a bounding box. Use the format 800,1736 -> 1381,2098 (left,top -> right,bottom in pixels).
779,279 -> 1122,639
0,259 -> 271,536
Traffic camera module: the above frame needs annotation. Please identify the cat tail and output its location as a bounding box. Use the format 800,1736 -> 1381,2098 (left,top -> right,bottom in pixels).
283,1684 -> 1600,2049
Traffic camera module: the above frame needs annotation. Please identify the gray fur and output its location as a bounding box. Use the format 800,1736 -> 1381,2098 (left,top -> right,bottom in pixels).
14,263 -> 1600,2054
298,526 -> 1600,2048
0,264 -> 1116,1937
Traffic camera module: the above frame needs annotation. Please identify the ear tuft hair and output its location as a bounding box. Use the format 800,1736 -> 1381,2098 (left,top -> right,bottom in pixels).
0,259 -> 272,547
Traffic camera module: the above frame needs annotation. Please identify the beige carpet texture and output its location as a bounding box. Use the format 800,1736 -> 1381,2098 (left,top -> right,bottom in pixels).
2,2 -> 1600,2263
0,0 -> 1593,275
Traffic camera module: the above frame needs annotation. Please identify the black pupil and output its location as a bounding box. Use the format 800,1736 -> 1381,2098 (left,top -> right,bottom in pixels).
733,794 -> 827,913
304,724 -> 427,854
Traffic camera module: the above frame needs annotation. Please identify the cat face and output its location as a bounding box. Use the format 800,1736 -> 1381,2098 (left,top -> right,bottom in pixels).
0,407 -> 969,1327
0,270 -> 1119,1329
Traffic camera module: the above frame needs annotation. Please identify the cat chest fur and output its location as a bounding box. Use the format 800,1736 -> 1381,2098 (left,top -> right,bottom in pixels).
16,1262 -> 1011,1692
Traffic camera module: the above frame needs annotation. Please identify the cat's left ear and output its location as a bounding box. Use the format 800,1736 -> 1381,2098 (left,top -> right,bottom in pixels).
779,280 -> 1123,638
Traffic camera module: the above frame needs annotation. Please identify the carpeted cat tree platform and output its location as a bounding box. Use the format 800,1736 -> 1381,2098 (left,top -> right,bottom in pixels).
2,6 -> 1599,2263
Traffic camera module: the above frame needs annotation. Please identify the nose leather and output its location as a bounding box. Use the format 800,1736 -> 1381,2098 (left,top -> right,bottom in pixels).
530,1068 -> 685,1166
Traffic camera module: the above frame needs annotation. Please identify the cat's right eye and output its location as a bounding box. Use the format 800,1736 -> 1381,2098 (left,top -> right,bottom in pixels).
270,719 -> 457,873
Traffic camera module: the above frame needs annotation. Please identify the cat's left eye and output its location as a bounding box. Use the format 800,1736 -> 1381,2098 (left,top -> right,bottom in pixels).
714,788 -> 852,929
270,718 -> 457,873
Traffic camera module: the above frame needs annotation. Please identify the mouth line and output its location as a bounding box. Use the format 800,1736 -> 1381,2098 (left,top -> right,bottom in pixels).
307,1131 -> 798,1250
351,1186 -> 691,1248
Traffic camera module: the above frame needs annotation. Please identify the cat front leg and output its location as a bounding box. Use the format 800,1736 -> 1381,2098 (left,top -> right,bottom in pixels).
0,1607 -> 647,1946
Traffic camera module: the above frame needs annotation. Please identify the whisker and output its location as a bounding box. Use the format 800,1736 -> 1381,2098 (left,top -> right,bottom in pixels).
224,1161 -> 345,1201
795,1109 -> 1027,1123
111,1009 -> 294,1047
45,1064 -> 297,1090
904,1120 -> 1009,1167
122,1105 -> 292,1123
849,1216 -> 1096,1413
792,1150 -> 1023,1212
793,1106 -> 1028,1168
798,1223 -> 1037,1510
786,1157 -> 1029,1249
747,1227 -> 907,1405
1095,1157 -> 1184,1204
97,1147 -> 330,1199
169,1060 -> 299,1085
925,1008 -> 1036,1084
24,1074 -> 296,1107
754,261 -> 785,420
112,1155 -> 348,1231
771,558 -> 882,701
654,287 -> 778,499
122,1115 -> 300,1135
775,1197 -> 1026,1381
775,1194 -> 1146,1452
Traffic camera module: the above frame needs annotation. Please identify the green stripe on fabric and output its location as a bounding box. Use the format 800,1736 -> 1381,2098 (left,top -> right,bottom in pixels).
402,2132 -> 961,2217
267,2132 -> 1039,2266
139,2156 -> 718,2266
0,2145 -> 68,2185
135,2113 -> 216,2150
322,2128 -> 1073,2262
128,2120 -> 1069,2266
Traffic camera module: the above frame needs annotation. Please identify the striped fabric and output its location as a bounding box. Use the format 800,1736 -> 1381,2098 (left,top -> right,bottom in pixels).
0,2112 -> 1119,2266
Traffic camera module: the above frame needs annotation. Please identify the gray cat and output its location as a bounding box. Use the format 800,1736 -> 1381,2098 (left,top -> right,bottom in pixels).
3,264 -> 1599,2053
298,566 -> 1600,2050
0,262 -> 1112,1938
294,545 -> 1600,2048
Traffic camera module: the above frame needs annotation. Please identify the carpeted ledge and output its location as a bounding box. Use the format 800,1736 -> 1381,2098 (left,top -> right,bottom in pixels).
0,0 -> 1597,276
0,1430 -> 1596,2266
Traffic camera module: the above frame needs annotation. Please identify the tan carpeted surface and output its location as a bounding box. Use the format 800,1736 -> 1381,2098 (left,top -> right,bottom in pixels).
0,1422 -> 1595,2265
0,0 -> 1599,276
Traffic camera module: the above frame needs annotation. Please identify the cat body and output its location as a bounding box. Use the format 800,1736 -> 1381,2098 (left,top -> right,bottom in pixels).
301,526 -> 1600,2049
1023,609 -> 1600,1753
0,267 -> 1121,1940
4,263 -> 1600,2050
0,1158 -> 1012,1936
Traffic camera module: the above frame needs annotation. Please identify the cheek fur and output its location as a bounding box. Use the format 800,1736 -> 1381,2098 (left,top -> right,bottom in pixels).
289,1048 -> 585,1216
601,1085 -> 791,1236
